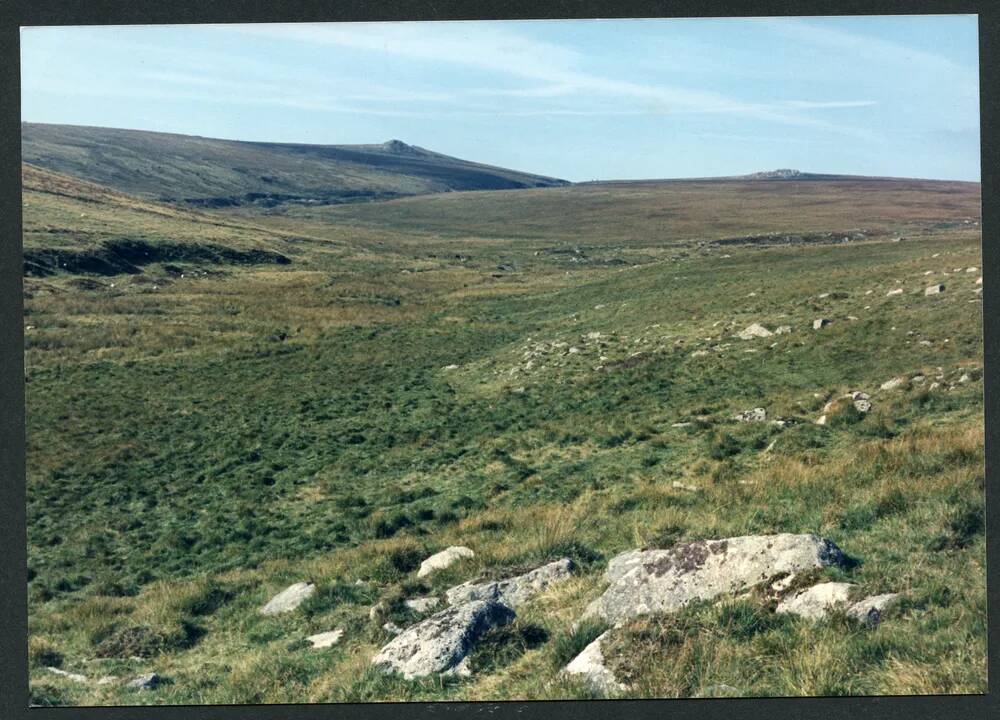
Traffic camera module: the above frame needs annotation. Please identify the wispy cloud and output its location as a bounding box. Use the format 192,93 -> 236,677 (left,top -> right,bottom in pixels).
221,21 -> 878,137
781,100 -> 877,109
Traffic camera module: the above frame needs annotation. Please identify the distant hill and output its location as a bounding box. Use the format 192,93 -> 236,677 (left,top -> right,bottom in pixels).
21,123 -> 570,208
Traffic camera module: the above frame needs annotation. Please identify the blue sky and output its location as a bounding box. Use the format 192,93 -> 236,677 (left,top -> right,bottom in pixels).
20,16 -> 981,181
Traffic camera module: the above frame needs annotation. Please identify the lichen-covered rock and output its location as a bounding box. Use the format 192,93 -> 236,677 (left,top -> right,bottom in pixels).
371,599 -> 515,679
260,582 -> 315,616
582,534 -> 851,625
563,631 -> 627,694
445,557 -> 573,608
417,546 -> 474,578
733,408 -> 767,423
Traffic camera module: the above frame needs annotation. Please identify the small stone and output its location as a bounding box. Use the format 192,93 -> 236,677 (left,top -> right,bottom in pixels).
775,325 -> 792,334
813,318 -> 830,330
46,667 -> 87,684
733,408 -> 767,423
736,323 -> 773,340
925,284 -> 945,296
886,288 -> 904,296
815,415 -> 827,425
880,377 -> 905,391
260,582 -> 316,615
306,629 -> 344,648
127,673 -> 159,691
418,546 -> 475,578
563,631 -> 627,694
382,621 -> 404,636
442,364 -> 460,371
404,596 -> 441,613
672,480 -> 699,492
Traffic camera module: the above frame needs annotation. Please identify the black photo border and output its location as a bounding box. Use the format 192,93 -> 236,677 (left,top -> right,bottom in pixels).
1,1 -> 996,719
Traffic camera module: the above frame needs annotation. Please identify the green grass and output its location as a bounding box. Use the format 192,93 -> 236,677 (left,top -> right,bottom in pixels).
23,169 -> 985,704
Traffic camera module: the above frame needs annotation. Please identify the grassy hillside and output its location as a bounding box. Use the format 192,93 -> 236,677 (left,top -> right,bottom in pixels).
23,174 -> 985,704
21,123 -> 569,207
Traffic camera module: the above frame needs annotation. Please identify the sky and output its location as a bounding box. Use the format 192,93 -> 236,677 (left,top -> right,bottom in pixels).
20,15 -> 981,182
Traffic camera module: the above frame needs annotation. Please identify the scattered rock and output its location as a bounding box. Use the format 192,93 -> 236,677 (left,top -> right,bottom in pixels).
734,408 -> 767,423
775,325 -> 792,334
925,284 -> 945,296
967,267 -> 978,273
445,557 -> 573,608
815,415 -> 827,425
369,600 -> 388,622
813,318 -> 830,330
976,276 -> 982,285
46,667 -> 87,684
563,631 -> 627,694
775,582 -> 853,620
776,583 -> 899,627
418,546 -> 475,578
671,422 -> 692,428
96,676 -> 119,686
880,377 -> 905,391
260,582 -> 316,615
736,323 -> 773,340
306,629 -> 344,648
371,599 -> 515,679
127,673 -> 160,691
690,350 -> 709,358
847,593 -> 900,627
582,534 -> 852,625
404,596 -> 441,613
886,288 -> 904,296
382,621 -> 404,636
672,480 -> 699,492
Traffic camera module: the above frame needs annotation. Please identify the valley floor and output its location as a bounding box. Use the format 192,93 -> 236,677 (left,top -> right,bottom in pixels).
23,177 -> 985,704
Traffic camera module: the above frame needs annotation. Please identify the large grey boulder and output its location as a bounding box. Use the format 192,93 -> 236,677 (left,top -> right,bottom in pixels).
445,557 -> 573,608
582,534 -> 851,625
371,599 -> 515,679
563,631 -> 627,694
417,546 -> 474,578
260,582 -> 315,616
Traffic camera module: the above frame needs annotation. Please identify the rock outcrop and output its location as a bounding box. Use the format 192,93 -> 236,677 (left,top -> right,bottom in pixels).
445,557 -> 573,608
582,534 -> 851,625
371,599 -> 515,679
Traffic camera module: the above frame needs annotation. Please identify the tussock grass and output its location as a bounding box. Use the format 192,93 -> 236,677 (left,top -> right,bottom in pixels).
25,175 -> 984,703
